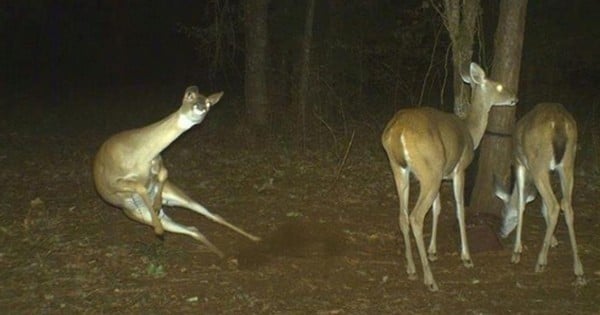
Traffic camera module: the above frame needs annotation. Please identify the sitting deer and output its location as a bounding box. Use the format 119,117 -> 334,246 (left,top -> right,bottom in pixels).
93,86 -> 260,257
382,63 -> 518,291
494,102 -> 585,285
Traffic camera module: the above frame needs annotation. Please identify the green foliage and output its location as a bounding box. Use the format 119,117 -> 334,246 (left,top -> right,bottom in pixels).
146,263 -> 167,278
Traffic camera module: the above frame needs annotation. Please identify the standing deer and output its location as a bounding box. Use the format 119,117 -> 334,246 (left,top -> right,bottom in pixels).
381,63 -> 518,291
494,102 -> 585,285
93,86 -> 260,258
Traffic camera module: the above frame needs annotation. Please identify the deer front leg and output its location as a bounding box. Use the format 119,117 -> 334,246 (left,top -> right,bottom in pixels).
122,200 -> 224,257
157,210 -> 224,258
161,181 -> 261,242
117,182 -> 164,235
427,194 -> 441,262
150,157 -> 169,212
452,170 -> 473,268
512,166 -> 527,264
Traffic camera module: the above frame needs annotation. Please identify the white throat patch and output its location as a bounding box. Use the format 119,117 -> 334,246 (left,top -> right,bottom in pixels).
177,114 -> 195,129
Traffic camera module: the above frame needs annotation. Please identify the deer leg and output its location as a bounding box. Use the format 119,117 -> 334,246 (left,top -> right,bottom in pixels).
427,194 -> 441,262
512,165 -> 527,264
452,170 -> 473,267
410,175 -> 442,292
390,163 -> 416,280
557,166 -> 586,285
540,203 -> 559,248
157,210 -> 224,258
161,181 -> 261,242
152,166 -> 168,213
532,171 -> 559,273
122,192 -> 224,257
118,186 -> 164,235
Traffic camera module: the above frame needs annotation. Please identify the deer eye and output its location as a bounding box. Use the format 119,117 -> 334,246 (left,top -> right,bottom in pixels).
496,85 -> 504,92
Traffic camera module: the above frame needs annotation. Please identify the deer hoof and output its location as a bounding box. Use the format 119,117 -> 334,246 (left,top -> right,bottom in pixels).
511,253 -> 521,264
427,281 -> 440,292
428,252 -> 438,262
573,276 -> 587,287
407,272 -> 418,281
535,263 -> 546,273
463,259 -> 474,268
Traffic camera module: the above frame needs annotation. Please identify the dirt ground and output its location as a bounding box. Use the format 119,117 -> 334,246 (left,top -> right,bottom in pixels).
1,93 -> 599,314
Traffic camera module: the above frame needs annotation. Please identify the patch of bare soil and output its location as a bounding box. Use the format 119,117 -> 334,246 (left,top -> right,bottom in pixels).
1,118 -> 599,314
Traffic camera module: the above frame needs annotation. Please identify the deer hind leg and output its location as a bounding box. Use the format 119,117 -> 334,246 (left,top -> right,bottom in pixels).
157,210 -> 224,258
389,163 -> 417,280
122,193 -> 224,257
161,181 -> 261,242
557,164 -> 586,285
410,174 -> 442,292
452,169 -> 473,268
532,170 -> 559,273
427,194 -> 441,262
540,203 -> 559,248
512,165 -> 528,264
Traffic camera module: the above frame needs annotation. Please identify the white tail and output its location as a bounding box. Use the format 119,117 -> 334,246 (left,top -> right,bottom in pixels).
93,86 -> 260,258
494,102 -> 585,285
381,63 -> 518,291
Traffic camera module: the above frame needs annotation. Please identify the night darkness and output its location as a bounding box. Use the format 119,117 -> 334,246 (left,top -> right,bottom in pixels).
1,1 -> 599,117
2,2 -> 205,85
1,1 -> 600,313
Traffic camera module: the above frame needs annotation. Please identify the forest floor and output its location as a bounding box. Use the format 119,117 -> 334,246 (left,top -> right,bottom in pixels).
1,89 -> 599,314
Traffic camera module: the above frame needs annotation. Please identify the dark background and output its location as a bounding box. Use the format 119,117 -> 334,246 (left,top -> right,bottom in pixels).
1,1 -> 599,143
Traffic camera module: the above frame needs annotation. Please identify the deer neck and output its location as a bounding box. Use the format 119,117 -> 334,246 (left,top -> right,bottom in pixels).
126,110 -> 194,162
463,94 -> 490,150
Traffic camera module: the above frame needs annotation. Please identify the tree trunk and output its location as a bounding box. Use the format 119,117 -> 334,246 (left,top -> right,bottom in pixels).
442,0 -> 481,116
244,0 -> 270,132
296,0 -> 316,150
470,0 -> 527,215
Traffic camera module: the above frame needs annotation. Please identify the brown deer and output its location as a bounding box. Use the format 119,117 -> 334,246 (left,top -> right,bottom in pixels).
381,63 -> 518,291
93,86 -> 260,258
494,102 -> 585,286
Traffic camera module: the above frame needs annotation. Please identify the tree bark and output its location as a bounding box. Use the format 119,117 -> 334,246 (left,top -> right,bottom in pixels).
442,0 -> 481,116
244,0 -> 270,130
470,0 -> 527,215
296,0 -> 316,150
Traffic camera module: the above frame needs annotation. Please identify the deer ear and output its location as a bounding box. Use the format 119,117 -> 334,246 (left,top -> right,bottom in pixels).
183,86 -> 199,102
206,91 -> 224,105
468,62 -> 486,85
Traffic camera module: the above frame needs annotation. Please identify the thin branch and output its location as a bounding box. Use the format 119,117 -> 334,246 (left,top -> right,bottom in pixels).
314,110 -> 338,153
330,130 -> 355,191
418,23 -> 443,106
443,41 -> 452,111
